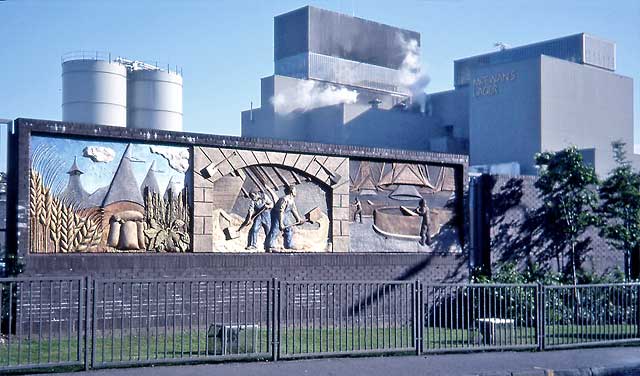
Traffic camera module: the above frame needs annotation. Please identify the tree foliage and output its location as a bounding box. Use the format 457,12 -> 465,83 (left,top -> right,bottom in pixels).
534,146 -> 599,285
598,141 -> 640,280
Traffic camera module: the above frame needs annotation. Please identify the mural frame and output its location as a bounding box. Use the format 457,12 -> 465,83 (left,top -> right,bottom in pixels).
7,119 -> 468,268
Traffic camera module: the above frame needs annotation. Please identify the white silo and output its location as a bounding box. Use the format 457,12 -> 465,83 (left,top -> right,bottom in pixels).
127,68 -> 183,132
62,54 -> 127,127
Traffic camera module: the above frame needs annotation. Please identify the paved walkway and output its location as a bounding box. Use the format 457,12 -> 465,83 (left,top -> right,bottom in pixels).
27,347 -> 640,376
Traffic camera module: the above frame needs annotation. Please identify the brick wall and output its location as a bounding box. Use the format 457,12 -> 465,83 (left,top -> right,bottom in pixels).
22,253 -> 468,283
487,174 -> 623,275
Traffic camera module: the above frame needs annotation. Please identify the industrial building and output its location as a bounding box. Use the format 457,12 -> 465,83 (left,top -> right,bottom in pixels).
241,6 -> 446,152
242,6 -> 636,176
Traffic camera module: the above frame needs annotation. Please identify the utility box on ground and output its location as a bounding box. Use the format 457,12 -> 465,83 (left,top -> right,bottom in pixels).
475,318 -> 515,346
207,324 -> 260,355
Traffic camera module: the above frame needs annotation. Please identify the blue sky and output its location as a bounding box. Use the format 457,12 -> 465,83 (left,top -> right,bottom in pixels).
31,135 -> 188,195
1,0 -> 638,155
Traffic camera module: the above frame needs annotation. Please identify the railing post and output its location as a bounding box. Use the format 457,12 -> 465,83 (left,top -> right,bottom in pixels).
271,278 -> 280,361
90,279 -> 96,368
537,282 -> 545,351
415,280 -> 423,355
77,279 -> 83,367
636,284 -> 640,339
83,276 -> 91,370
420,280 -> 424,354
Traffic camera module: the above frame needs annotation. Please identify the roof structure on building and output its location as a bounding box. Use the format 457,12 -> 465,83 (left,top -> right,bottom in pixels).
164,174 -> 183,199
67,156 -> 84,175
60,156 -> 89,207
102,144 -> 144,207
140,160 -> 162,197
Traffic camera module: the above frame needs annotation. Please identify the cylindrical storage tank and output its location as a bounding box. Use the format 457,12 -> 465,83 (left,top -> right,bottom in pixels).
62,59 -> 127,127
127,69 -> 183,131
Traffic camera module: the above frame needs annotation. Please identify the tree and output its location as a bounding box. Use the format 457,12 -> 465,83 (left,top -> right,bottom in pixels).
599,141 -> 640,281
534,146 -> 599,285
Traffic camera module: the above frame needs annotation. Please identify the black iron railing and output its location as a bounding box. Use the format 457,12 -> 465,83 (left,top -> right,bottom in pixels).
0,277 -> 85,371
422,283 -> 539,352
277,281 -> 417,358
90,279 -> 272,368
0,277 -> 638,373
542,283 -> 640,349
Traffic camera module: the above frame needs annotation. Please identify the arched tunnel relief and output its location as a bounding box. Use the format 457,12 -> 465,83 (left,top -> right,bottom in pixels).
193,146 -> 351,252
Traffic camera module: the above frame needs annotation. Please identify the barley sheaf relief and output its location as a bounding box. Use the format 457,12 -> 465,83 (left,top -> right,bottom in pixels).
29,136 -> 191,253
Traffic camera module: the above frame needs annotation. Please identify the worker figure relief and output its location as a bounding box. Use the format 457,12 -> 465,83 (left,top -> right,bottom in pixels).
239,190 -> 273,250
353,197 -> 363,223
266,185 -> 304,252
197,148 -> 461,254
416,198 -> 431,246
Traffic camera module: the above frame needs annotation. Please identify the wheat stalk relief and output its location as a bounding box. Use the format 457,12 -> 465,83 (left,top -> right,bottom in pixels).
29,141 -> 190,253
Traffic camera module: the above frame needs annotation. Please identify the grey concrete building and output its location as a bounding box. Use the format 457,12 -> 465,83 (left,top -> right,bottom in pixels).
242,6 -> 636,177
242,6 -> 467,154
460,34 -> 635,175
273,5 -> 418,96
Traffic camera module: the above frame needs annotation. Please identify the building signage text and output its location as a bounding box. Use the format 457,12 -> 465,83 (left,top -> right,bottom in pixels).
473,71 -> 517,97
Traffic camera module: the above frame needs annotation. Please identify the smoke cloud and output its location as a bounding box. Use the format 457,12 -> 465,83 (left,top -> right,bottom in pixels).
82,146 -> 116,163
397,34 -> 430,98
271,80 -> 359,114
635,144 -> 640,154
149,146 -> 190,173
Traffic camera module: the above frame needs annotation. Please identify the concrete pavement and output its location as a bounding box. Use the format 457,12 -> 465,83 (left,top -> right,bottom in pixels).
25,347 -> 640,376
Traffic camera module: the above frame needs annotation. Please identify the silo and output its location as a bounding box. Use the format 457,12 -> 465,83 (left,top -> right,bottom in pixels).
62,57 -> 127,127
127,69 -> 183,131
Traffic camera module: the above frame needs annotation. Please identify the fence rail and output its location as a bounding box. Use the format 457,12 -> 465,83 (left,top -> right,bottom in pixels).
90,279 -> 273,368
278,280 -> 417,359
0,278 -> 85,372
0,277 -> 638,372
542,283 -> 640,349
422,283 -> 539,353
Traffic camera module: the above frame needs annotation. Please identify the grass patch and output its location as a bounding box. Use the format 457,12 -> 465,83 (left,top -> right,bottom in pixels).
0,324 -> 637,367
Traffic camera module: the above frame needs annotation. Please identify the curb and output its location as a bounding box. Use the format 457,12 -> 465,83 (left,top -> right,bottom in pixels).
474,363 -> 640,376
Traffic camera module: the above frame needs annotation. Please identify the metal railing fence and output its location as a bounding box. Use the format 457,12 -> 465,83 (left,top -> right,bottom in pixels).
422,284 -> 539,353
61,51 -> 183,75
542,283 -> 640,349
90,278 -> 273,368
277,280 -> 417,359
0,277 -> 639,373
0,277 -> 85,372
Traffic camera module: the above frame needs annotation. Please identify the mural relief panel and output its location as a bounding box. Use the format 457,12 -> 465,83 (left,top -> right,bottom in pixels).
29,136 -> 191,253
192,147 -> 350,253
349,160 -> 461,253
27,133 -> 461,255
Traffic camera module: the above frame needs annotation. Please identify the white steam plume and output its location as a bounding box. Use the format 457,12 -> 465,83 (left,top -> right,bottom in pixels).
397,34 -> 430,109
271,80 -> 359,114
